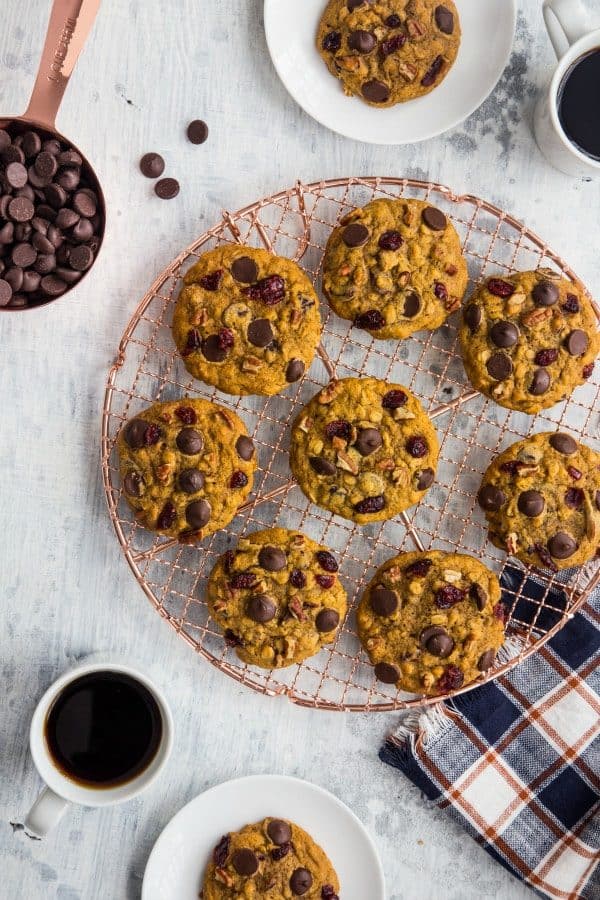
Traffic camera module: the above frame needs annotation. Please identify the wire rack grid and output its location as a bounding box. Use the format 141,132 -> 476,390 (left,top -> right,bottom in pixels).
101,176 -> 600,712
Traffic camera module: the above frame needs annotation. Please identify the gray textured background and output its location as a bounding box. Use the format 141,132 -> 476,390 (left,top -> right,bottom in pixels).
1,1 -> 598,898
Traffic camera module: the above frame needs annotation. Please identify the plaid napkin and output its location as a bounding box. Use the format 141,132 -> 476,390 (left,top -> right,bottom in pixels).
380,566 -> 600,900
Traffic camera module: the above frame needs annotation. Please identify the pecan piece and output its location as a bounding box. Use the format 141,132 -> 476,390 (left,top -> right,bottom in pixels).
522,307 -> 553,328
398,62 -> 417,82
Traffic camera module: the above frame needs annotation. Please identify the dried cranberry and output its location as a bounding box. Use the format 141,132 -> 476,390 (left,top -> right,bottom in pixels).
354,495 -> 385,514
223,550 -> 235,572
434,281 -> 448,301
144,423 -> 161,445
583,362 -> 594,379
437,665 -> 464,692
289,568 -> 306,588
532,543 -> 558,572
315,574 -> 335,589
325,419 -> 351,440
213,834 -> 231,866
487,278 -> 515,298
565,487 -> 584,509
406,435 -> 428,458
378,230 -> 403,251
568,465 -> 582,481
199,269 -> 223,291
228,572 -> 258,590
217,327 -> 235,350
183,328 -> 201,356
562,293 -> 580,313
354,309 -> 386,330
322,31 -> 341,52
382,389 -> 407,409
435,585 -> 466,608
493,602 -> 508,624
156,501 -> 177,530
385,14 -> 402,27
534,348 -> 558,366
271,842 -> 292,861
380,33 -> 406,57
175,405 -> 197,425
230,470 -> 248,489
500,460 -> 524,475
316,550 -> 339,572
421,54 -> 444,87
224,629 -> 243,647
404,558 -> 433,577
243,274 -> 285,305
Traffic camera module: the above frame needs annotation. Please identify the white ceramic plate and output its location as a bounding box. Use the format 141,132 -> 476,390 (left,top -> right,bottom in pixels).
264,0 -> 517,144
142,774 -> 385,900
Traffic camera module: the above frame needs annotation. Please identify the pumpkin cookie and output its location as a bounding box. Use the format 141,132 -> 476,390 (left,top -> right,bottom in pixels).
202,817 -> 340,899
117,398 -> 256,540
318,0 -> 461,107
357,550 -> 505,695
290,377 -> 439,523
207,528 -> 347,668
322,198 -> 467,340
478,432 -> 600,571
459,270 -> 599,414
172,245 -> 322,396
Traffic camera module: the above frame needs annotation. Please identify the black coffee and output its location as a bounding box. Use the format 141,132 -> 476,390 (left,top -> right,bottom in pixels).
44,671 -> 162,788
558,48 -> 600,161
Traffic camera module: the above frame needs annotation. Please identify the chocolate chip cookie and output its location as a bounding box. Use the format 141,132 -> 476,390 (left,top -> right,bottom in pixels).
117,398 -> 256,540
207,528 -> 347,668
322,198 -> 468,340
290,377 -> 439,523
459,270 -> 599,414
318,0 -> 461,107
478,432 -> 600,571
172,244 -> 322,396
357,550 -> 505,695
202,817 -> 340,899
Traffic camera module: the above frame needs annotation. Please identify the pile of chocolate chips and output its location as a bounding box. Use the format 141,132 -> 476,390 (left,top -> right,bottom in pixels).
0,125 -> 104,309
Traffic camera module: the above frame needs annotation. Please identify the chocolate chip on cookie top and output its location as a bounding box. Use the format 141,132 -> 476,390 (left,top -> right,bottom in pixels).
357,551 -> 506,696
459,269 -> 599,414
172,244 -> 322,397
290,377 -> 439,523
117,398 -> 256,540
317,0 -> 461,107
207,528 -> 347,669
322,198 -> 468,340
478,432 -> 600,572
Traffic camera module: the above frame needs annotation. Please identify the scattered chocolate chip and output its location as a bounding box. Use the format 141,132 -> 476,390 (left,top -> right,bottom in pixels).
290,868 -> 313,896
285,358 -> 305,383
258,545 -> 287,572
374,661 -> 399,684
176,427 -> 204,455
549,433 -> 577,455
415,468 -> 435,492
548,532 -> 577,559
342,222 -> 369,247
236,435 -> 255,460
470,583 -> 487,611
201,334 -> 228,362
231,256 -> 259,283
565,329 -> 589,356
518,490 -> 545,517
124,471 -> 143,496
347,0 -> 366,8
246,594 -> 277,623
247,318 -> 274,347
378,230 -> 403,251
478,484 -> 506,511
403,292 -> 421,318
355,427 -> 382,456
370,586 -> 398,616
420,626 -> 454,658
140,152 -> 165,178
422,206 -> 446,231
532,280 -> 559,306
435,5 -> 454,33
124,418 -> 149,449
486,351 -> 513,381
490,320 -> 519,348
348,29 -> 376,52
187,119 -> 209,144
309,456 -> 337,476
361,80 -> 390,103
529,368 -> 551,395
232,848 -> 258,876
464,303 -> 482,332
213,835 -> 230,867
267,820 -> 292,846
478,650 -> 496,672
178,468 -> 204,493
155,177 -> 179,199
185,498 -> 211,529
316,608 -> 340,632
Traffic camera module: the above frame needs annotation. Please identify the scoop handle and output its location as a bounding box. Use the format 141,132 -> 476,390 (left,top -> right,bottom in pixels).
24,0 -> 102,128
542,0 -> 590,58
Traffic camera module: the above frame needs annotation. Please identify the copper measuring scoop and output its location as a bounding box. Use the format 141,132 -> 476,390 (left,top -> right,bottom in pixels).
1,0 -> 105,311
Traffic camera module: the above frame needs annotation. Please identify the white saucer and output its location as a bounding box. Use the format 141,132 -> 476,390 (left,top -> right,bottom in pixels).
264,0 -> 517,144
142,774 -> 385,900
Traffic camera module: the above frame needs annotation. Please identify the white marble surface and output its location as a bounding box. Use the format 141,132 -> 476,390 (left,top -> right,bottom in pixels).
1,1 -> 599,898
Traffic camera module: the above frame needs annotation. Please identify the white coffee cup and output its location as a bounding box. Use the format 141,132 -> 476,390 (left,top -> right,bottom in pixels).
25,658 -> 174,837
533,0 -> 600,177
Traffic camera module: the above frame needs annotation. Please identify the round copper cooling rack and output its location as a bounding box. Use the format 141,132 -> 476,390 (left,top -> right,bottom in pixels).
102,177 -> 600,712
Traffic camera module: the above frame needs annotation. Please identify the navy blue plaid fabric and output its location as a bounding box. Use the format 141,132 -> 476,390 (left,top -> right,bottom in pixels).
381,569 -> 600,900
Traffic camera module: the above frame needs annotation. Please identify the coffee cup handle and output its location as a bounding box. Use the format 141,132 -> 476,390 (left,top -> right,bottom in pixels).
543,0 -> 590,58
24,786 -> 69,838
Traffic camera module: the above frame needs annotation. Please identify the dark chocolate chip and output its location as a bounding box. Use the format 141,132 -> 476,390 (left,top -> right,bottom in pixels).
348,29 -> 376,52
286,358 -> 305,383
361,80 -> 390,103
69,245 -> 93,271
54,207 -> 79,229
57,150 -> 82,167
309,456 -> 337,476
231,256 -> 259,283
155,178 -> 179,200
478,484 -> 506,511
370,586 -> 398,616
232,849 -> 258,876
316,608 -> 340,632
124,418 -> 149,449
549,433 -> 577,455
40,274 -> 67,296
178,468 -> 205,493
420,626 -> 454,658
464,303 -> 481,332
470,583 -> 487,611
247,318 -> 274,347
123,471 -> 143,497
5,267 -> 23,292
32,232 -> 54,254
71,218 -> 94,242
176,427 -> 204,455
185,499 -> 211,529
548,532 -> 577,559
21,131 -> 41,157
5,161 -> 27,188
246,594 -> 277,623
34,253 -> 56,275
44,183 -> 67,209
435,5 -> 454,33
267,820 -> 291,846
139,152 -> 165,178
355,427 -> 382,456
201,334 -> 228,362
565,329 -> 589,356
236,435 -> 255,460
0,278 -> 12,306
532,280 -> 559,306
8,197 -> 34,223
478,650 -> 496,671
403,292 -> 421,318
518,490 -> 545,517
11,242 -> 36,268
258,545 -> 287,572
290,869 -> 313,895
342,222 -> 369,247
187,119 -> 209,144
422,206 -> 447,231
529,366 -> 551,395
57,167 -> 80,191
486,351 -> 513,381
374,662 -> 399,684
416,468 -> 435,490
489,320 -> 519,348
